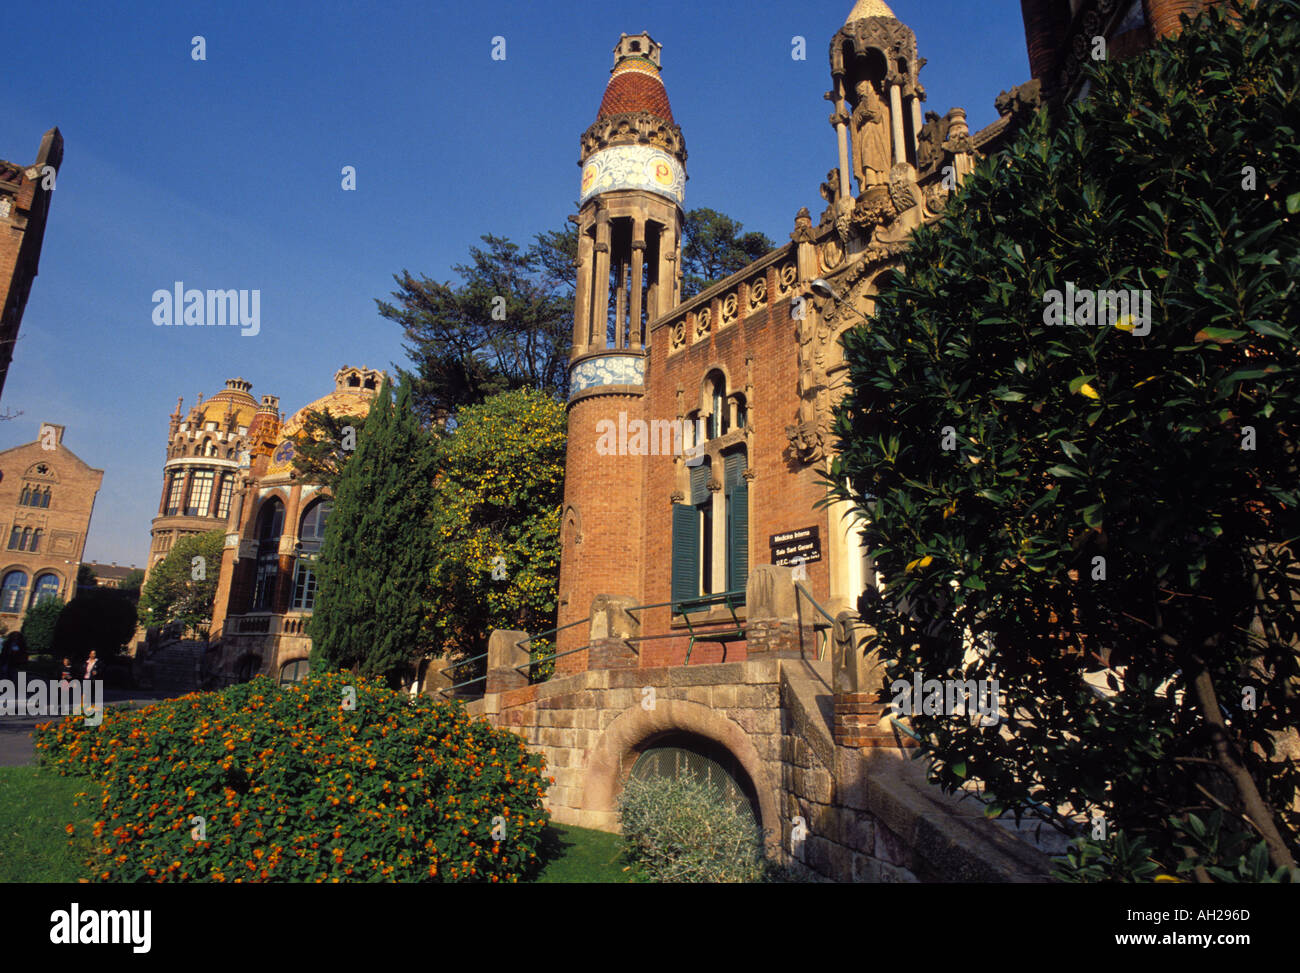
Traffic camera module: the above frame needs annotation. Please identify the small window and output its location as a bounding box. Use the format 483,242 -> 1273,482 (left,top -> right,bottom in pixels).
279,658 -> 310,686
29,529 -> 42,553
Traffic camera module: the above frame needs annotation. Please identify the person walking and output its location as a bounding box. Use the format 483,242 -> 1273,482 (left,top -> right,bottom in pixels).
83,649 -> 100,681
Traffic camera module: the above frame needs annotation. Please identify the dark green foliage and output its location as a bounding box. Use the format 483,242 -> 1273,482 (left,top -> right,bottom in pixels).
118,569 -> 145,601
831,0 -> 1298,878
309,377 -> 441,687
20,599 -> 64,657
75,564 -> 96,590
680,208 -> 775,299
617,774 -> 772,882
136,531 -> 224,636
52,588 -> 138,660
378,233 -> 574,424
288,411 -> 367,492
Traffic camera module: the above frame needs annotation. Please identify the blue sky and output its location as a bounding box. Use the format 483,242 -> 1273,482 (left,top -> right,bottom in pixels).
2,0 -> 1031,565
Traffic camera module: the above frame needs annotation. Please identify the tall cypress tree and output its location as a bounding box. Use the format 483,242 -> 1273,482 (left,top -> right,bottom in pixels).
309,376 -> 441,687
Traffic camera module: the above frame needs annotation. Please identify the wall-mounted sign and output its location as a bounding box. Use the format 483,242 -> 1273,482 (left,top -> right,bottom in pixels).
769,526 -> 821,567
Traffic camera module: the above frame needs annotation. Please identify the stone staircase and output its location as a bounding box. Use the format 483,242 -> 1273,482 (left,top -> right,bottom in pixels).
145,640 -> 207,692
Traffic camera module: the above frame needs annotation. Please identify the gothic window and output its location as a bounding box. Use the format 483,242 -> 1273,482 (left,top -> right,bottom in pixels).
30,572 -> 60,607
250,498 -> 285,611
29,529 -> 42,553
204,440 -> 218,457
708,372 -> 727,439
19,486 -> 29,505
20,528 -> 31,551
186,471 -> 215,517
41,487 -> 50,508
1,571 -> 27,613
6,526 -> 20,550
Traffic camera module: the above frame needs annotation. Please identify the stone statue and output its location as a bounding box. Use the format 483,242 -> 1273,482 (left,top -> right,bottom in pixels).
851,80 -> 891,192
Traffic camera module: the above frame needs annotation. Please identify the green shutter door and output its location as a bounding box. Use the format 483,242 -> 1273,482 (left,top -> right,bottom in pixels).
727,479 -> 749,593
671,502 -> 700,611
724,453 -> 749,593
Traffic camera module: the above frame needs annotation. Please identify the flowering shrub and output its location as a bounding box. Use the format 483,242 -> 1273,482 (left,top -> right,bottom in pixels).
618,774 -> 772,883
35,672 -> 550,882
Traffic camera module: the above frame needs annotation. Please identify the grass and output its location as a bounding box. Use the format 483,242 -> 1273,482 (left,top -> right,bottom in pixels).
0,765 -> 642,883
0,766 -> 97,882
532,823 -> 646,883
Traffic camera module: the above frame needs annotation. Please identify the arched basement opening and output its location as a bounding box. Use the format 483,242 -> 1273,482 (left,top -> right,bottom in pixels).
627,731 -> 761,828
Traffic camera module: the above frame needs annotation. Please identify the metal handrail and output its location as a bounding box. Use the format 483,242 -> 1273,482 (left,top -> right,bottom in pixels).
793,581 -> 837,660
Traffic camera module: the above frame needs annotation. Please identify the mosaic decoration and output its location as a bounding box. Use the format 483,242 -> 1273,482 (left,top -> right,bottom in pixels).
569,354 -> 645,398
580,145 -> 685,206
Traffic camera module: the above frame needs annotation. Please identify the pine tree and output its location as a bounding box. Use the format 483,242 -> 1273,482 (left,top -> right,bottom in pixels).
309,376 -> 441,687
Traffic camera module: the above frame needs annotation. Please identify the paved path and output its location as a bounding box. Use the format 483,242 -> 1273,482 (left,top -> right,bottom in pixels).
0,687 -> 187,768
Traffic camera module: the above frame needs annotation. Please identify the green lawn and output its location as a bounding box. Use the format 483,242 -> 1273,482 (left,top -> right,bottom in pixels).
0,766 -> 97,882
532,823 -> 646,883
0,766 -> 641,883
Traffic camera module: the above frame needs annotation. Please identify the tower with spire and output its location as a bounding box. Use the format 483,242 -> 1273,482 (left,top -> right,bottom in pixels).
555,32 -> 687,663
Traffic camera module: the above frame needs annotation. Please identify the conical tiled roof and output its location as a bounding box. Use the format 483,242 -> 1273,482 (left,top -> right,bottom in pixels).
845,0 -> 897,22
597,54 -> 674,123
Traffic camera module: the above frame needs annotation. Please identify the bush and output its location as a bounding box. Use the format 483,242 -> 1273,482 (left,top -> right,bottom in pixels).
34,671 -> 551,882
20,599 -> 64,657
617,773 -> 771,882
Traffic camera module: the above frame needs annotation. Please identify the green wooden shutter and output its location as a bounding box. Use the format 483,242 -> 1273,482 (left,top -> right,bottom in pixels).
672,502 -> 700,611
725,452 -> 749,595
727,479 -> 749,593
690,462 -> 710,505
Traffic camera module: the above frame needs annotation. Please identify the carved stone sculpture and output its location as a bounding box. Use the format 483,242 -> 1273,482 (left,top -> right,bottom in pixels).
851,80 -> 891,191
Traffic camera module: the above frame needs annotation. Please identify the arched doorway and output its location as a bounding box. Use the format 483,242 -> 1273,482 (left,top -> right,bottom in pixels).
629,732 -> 761,827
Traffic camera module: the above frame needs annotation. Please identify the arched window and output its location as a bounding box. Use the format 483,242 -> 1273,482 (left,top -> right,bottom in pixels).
204,440 -> 218,457
292,500 -> 332,610
251,499 -> 285,611
18,486 -> 29,505
41,487 -> 51,508
30,573 -> 60,607
298,500 -> 332,551
279,658 -> 310,686
708,373 -> 727,439
29,529 -> 42,553
1,571 -> 28,613
7,526 -> 21,550
20,528 -> 31,551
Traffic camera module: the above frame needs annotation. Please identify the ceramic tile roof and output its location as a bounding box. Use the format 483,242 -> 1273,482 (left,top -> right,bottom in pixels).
597,56 -> 674,122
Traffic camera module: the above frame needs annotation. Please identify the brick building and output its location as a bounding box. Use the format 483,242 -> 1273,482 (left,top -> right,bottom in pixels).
202,366 -> 383,686
144,378 -> 262,584
0,128 -> 62,402
0,422 -> 103,628
554,4 -> 1010,668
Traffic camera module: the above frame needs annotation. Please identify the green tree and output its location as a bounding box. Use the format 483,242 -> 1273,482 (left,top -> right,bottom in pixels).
288,411 -> 368,492
76,564 -> 97,590
137,531 -> 225,636
309,377 -> 442,687
680,208 -> 775,299
831,0 -> 1298,879
119,569 -> 145,601
53,588 -> 138,660
21,599 -> 64,657
378,233 -> 574,424
428,387 -> 566,675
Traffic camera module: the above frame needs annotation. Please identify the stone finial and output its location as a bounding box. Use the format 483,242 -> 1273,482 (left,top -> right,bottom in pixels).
590,594 -> 640,640
746,564 -> 797,621
486,629 -> 530,693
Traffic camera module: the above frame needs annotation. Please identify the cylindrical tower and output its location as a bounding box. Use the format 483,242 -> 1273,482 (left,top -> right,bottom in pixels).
555,32 -> 686,666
